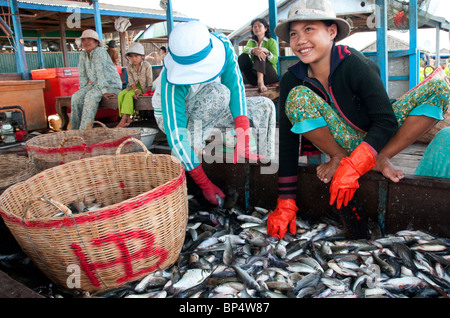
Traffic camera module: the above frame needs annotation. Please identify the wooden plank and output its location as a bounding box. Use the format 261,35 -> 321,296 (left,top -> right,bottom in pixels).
245,83 -> 279,102
0,270 -> 44,298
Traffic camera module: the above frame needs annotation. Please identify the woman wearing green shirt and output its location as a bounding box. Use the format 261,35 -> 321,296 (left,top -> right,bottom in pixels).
238,18 -> 279,92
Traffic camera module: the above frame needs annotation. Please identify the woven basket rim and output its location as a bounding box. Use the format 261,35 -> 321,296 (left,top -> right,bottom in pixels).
0,152 -> 185,227
25,127 -> 141,149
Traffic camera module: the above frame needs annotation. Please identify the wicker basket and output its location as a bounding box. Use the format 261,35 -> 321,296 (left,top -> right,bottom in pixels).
26,121 -> 141,172
0,154 -> 36,191
0,138 -> 188,292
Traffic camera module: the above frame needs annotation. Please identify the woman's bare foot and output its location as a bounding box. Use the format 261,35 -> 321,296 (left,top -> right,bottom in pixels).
258,83 -> 268,92
317,153 -> 346,183
116,115 -> 131,128
373,155 -> 405,182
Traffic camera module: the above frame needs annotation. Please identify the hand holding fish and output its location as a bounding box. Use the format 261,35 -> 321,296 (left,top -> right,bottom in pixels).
188,165 -> 225,205
329,143 -> 376,209
233,115 -> 263,163
267,198 -> 298,239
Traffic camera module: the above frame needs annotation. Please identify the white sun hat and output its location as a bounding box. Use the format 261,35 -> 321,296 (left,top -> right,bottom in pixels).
163,21 -> 226,85
77,29 -> 103,47
274,0 -> 351,43
126,42 -> 145,56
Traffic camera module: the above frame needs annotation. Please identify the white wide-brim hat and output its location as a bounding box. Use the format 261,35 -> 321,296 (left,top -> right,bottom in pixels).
163,21 -> 226,85
77,29 -> 103,47
275,0 -> 351,43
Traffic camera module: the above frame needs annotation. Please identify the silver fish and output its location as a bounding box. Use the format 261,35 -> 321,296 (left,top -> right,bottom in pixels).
171,269 -> 211,293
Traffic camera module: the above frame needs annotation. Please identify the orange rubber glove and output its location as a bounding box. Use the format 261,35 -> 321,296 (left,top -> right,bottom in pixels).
233,115 -> 263,164
329,143 -> 376,209
188,165 -> 225,205
267,198 -> 298,239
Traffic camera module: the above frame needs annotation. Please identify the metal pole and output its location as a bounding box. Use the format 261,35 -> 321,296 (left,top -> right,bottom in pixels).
409,0 -> 419,88
435,24 -> 441,67
37,37 -> 44,68
376,0 -> 388,93
268,0 -> 280,80
92,0 -> 103,41
9,0 -> 29,79
166,0 -> 174,36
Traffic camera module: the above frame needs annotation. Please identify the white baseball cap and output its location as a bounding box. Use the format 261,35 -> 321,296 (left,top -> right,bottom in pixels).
275,0 -> 351,43
163,21 -> 226,85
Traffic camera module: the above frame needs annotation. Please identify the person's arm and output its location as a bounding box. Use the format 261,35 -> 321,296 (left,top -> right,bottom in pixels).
92,48 -> 119,95
278,72 -> 301,197
126,65 -> 136,90
78,52 -> 89,89
215,33 -> 247,119
349,55 -> 398,153
267,72 -> 301,239
160,69 -> 201,172
242,39 -> 256,56
144,61 -> 153,90
160,69 -> 225,205
265,38 -> 279,67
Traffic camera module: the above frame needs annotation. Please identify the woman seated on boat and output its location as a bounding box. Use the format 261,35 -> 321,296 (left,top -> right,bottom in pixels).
70,29 -> 122,130
266,0 -> 450,239
153,21 -> 276,206
238,18 -> 279,92
415,126 -> 450,179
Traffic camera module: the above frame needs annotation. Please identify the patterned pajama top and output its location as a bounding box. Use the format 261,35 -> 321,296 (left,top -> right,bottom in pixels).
160,33 -> 247,172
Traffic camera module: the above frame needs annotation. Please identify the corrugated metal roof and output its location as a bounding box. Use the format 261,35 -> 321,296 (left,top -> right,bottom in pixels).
5,0 -> 189,19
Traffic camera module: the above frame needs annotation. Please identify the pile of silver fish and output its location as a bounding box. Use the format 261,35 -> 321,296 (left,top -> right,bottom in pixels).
1,195 -> 449,298
116,201 -> 449,299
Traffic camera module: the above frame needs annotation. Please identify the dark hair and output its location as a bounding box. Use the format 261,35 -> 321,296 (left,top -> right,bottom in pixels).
250,18 -> 271,40
160,46 -> 167,53
322,20 -> 338,41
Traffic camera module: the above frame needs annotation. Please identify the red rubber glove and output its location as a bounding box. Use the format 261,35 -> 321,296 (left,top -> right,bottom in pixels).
330,143 -> 376,209
267,198 -> 298,239
233,115 -> 263,164
188,165 -> 225,205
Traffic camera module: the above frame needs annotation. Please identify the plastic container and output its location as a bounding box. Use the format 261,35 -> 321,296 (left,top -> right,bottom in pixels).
31,66 -> 123,121
31,67 -> 80,117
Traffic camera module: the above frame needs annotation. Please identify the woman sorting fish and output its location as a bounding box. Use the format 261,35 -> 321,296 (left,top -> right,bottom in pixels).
266,0 -> 450,239
155,21 -> 276,206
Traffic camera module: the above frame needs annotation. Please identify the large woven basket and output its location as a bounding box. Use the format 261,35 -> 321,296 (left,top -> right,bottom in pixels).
0,138 -> 188,292
26,121 -> 141,172
0,154 -> 36,192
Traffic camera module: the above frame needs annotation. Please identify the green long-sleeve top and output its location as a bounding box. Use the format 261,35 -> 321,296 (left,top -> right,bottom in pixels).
242,37 -> 278,74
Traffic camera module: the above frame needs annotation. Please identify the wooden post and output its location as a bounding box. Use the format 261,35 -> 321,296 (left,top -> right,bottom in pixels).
119,31 -> 127,66
59,13 -> 69,68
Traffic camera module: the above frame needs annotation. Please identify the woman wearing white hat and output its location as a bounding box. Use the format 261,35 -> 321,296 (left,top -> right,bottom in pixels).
266,0 -> 450,239
156,21 -> 276,206
70,29 -> 122,130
